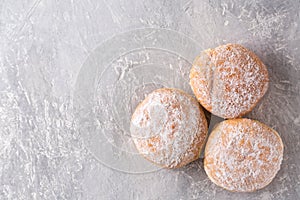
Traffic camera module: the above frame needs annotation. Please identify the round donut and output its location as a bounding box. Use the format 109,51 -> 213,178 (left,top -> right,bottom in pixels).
204,118 -> 284,192
130,88 -> 208,168
190,43 -> 269,119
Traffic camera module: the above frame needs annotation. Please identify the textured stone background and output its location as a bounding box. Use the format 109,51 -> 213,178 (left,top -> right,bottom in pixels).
1,0 -> 300,199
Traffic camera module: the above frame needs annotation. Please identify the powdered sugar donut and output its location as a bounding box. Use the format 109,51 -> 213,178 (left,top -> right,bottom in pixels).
190,43 -> 269,119
130,88 -> 208,168
204,118 -> 284,192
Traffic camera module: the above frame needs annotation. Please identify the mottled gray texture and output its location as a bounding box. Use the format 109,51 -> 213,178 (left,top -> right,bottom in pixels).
1,0 -> 300,199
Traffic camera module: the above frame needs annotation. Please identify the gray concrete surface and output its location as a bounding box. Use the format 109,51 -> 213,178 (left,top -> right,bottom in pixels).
1,0 -> 300,199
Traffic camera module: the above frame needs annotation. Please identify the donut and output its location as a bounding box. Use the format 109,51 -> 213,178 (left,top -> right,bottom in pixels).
190,43 -> 269,119
204,118 -> 284,192
130,88 -> 208,168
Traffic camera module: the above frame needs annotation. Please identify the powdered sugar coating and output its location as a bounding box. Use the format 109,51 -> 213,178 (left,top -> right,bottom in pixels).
204,118 -> 284,192
130,88 -> 208,168
190,44 -> 269,119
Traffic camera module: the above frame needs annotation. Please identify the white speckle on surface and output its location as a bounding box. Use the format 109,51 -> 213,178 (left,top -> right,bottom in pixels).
294,116 -> 300,127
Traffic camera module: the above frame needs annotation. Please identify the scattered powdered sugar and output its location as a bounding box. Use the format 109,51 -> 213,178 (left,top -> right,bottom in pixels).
204,118 -> 284,192
190,44 -> 269,119
130,88 -> 208,168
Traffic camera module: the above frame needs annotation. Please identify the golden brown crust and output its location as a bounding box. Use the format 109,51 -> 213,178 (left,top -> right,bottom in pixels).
190,43 -> 269,119
204,118 -> 284,192
130,88 -> 208,168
